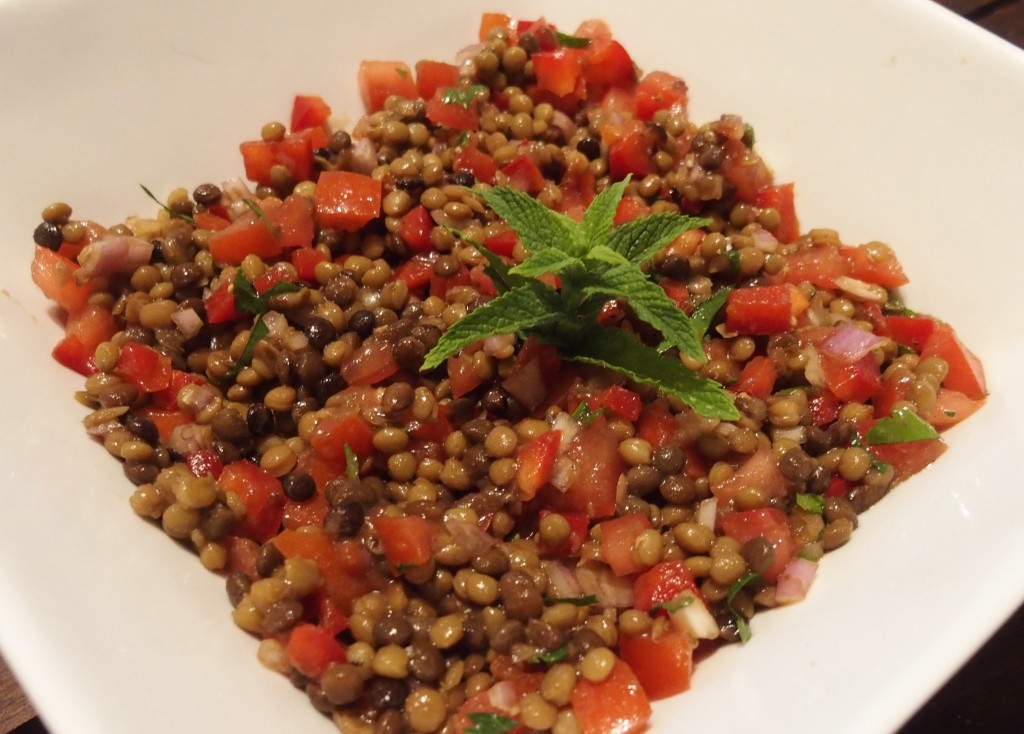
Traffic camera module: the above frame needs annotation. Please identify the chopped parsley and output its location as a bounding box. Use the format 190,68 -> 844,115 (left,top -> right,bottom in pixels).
865,405 -> 940,445
555,31 -> 592,48
543,594 -> 597,607
795,493 -> 825,515
650,595 -> 694,614
571,400 -> 604,426
727,572 -> 761,643
529,645 -> 568,665
465,712 -> 517,734
441,84 -> 488,108
226,270 -> 301,377
140,184 -> 195,226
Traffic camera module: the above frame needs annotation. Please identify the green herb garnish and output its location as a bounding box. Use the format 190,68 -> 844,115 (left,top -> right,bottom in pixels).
242,198 -> 274,231
140,184 -> 196,226
395,66 -> 409,79
529,645 -> 568,665
865,405 -> 940,445
727,571 -> 761,643
689,286 -> 732,339
441,84 -> 488,109
571,400 -> 604,426
465,712 -> 517,734
850,430 -> 891,473
423,179 -> 738,419
795,493 -> 825,515
650,595 -> 694,614
344,444 -> 359,479
543,594 -> 597,607
555,31 -> 592,48
227,271 -> 301,377
455,130 -> 471,147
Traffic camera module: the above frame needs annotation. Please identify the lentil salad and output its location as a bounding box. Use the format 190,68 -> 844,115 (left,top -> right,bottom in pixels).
27,12 -> 989,734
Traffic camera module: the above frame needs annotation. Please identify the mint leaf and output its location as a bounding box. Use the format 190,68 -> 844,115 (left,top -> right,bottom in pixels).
581,265 -> 704,361
441,84 -> 488,108
344,444 -> 359,479
445,227 -> 527,294
555,31 -> 592,49
422,282 -> 562,370
580,178 -> 628,250
727,571 -> 761,643
690,287 -> 732,338
529,645 -> 568,665
475,186 -> 578,257
607,212 -> 710,266
795,493 -> 825,514
585,244 -> 631,267
465,712 -> 517,734
233,270 -> 300,316
571,400 -> 604,426
561,324 -> 738,420
866,406 -> 940,445
508,248 -> 584,278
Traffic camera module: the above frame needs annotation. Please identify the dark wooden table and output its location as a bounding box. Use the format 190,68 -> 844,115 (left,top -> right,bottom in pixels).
2,2 -> 1022,733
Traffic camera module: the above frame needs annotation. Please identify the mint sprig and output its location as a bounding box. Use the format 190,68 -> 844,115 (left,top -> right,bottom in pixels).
227,271 -> 300,377
866,406 -> 940,445
423,179 -> 738,419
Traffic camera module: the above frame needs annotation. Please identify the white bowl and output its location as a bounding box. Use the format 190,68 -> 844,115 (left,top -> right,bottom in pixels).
1,1 -> 1022,732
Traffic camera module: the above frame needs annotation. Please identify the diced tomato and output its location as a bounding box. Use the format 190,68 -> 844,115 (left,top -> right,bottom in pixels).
924,388 -> 984,430
517,18 -> 560,51
265,194 -> 315,249
286,623 -> 347,679
415,60 -> 460,101
614,196 -> 651,225
731,356 -> 777,399
357,61 -> 417,112
137,407 -> 192,444
533,48 -> 585,98
314,171 -> 382,232
430,260 -> 472,299
719,139 -> 773,204
219,460 -> 286,544
453,672 -> 542,734
619,630 -> 693,700
808,389 -> 841,426
841,243 -> 909,288
608,124 -> 653,179
426,88 -> 482,131
31,246 -> 92,315
632,560 -> 699,612
252,262 -> 296,295
223,534 -> 260,578
309,408 -> 375,464
582,38 -> 636,89
290,94 -> 331,132
239,131 -> 314,186
272,528 -> 372,612
186,449 -> 224,479
391,252 -> 438,292
868,438 -> 947,482
635,398 -> 678,449
52,336 -> 94,376
725,285 -> 795,335
755,183 -> 799,244
539,416 -> 623,518
408,402 -> 454,444
283,490 -> 330,530
209,211 -> 281,265
64,303 -> 116,356
571,658 -> 652,734
453,144 -> 498,185
516,429 -> 561,501
204,277 -> 242,324
447,351 -> 484,399
819,352 -> 881,404
341,336 -> 400,386
372,515 -> 436,569
884,314 -> 936,352
115,342 -> 172,393
872,369 -> 913,418
398,204 -> 435,253
596,384 -> 642,421
781,245 -> 847,289
921,323 -> 987,400
599,513 -> 653,576
149,369 -> 206,409
538,510 -> 589,558
290,247 -> 328,283
478,12 -> 512,42
635,71 -> 688,121
500,153 -> 546,194
712,446 -> 789,506
193,211 -> 231,231
719,507 -> 795,583
483,229 -> 519,257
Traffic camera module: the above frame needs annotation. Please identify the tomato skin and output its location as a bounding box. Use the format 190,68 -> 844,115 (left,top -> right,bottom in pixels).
921,323 -> 987,400
719,139 -> 773,204
309,409 -> 375,464
392,252 -> 438,292
712,446 -> 789,506
341,337 -> 400,386
425,90 -> 481,131
635,70 -> 688,121
608,126 -> 653,179
398,204 -> 435,253
193,211 -> 230,232
239,132 -> 314,186
820,352 -> 881,403
533,48 -> 584,97
204,278 -> 242,324
885,314 -> 936,352
357,60 -> 417,112
726,285 -> 794,335
31,246 -> 92,315
500,153 -> 546,194
924,388 -> 984,429
582,38 -> 636,88
290,247 -> 328,283
265,194 -> 315,249
635,398 -> 678,449
731,355 -> 777,399
290,94 -> 331,132
596,385 -> 642,421
372,515 -> 436,569
571,658 -> 652,734
719,508 -> 795,583
869,438 -> 947,482
272,528 -> 372,613
59,304 -> 116,375
208,211 -> 281,265
599,513 -> 653,576
841,243 -> 909,288
483,229 -> 518,257
619,630 -> 693,700
286,623 -> 347,679
614,196 -> 651,225
478,12 -> 512,41
538,510 -> 588,558
781,245 -> 847,288
516,429 -> 561,501
632,560 -> 699,612
453,144 -> 498,185
755,183 -> 799,243
115,342 -> 172,393
539,416 -> 624,519
138,407 -> 192,444
219,460 -> 286,544
52,336 -> 94,376
186,449 -> 224,479
314,171 -> 382,232
415,60 -> 460,101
